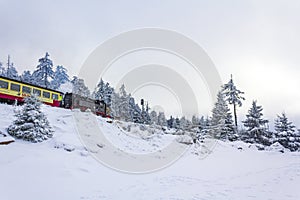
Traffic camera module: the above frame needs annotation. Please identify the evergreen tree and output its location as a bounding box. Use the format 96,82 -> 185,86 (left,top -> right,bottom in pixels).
32,52 -> 54,88
167,116 -> 175,128
140,100 -> 151,124
93,79 -> 114,107
128,96 -> 143,123
198,116 -> 207,131
157,112 -> 167,126
94,78 -> 105,100
210,91 -> 235,140
179,116 -> 188,130
195,116 -> 212,142
150,110 -> 158,125
0,56 -> 19,80
5,55 -> 19,80
186,118 -> 192,130
174,117 -> 180,129
103,82 -> 113,107
71,76 -> 90,97
6,65 -> 19,80
274,113 -> 300,151
274,113 -> 296,133
133,103 -> 143,123
191,115 -> 200,127
111,91 -> 120,118
200,116 -> 210,134
7,95 -> 53,142
51,65 -> 69,89
222,74 -> 245,127
242,100 -> 270,145
118,84 -> 130,121
144,102 -> 151,124
0,62 -> 5,76
20,70 -> 32,83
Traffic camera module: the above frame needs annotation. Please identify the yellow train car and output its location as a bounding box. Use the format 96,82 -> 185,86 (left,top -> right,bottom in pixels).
0,76 -> 63,107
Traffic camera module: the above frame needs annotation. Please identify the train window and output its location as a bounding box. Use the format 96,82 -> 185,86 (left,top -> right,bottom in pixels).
52,93 -> 58,100
22,86 -> 31,94
0,80 -> 8,89
33,88 -> 41,96
43,91 -> 50,98
10,83 -> 20,92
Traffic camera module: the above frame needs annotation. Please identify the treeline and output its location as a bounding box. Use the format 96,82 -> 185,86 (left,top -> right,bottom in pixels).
0,53 -> 69,90
1,53 -> 299,151
196,75 -> 300,152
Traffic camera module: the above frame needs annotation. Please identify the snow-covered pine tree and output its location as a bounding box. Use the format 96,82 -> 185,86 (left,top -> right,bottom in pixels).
150,110 -> 158,125
186,118 -> 192,129
195,116 -> 212,142
242,100 -> 271,145
118,84 -> 130,122
191,115 -> 200,127
222,74 -> 245,127
51,65 -> 69,90
20,70 -> 32,83
6,64 -> 19,80
145,102 -> 151,124
133,103 -> 143,123
0,62 -> 5,76
275,113 -> 296,133
32,52 -> 54,88
5,55 -> 19,80
157,112 -> 167,126
198,116 -> 210,138
71,76 -> 90,97
7,95 -> 53,142
174,117 -> 180,129
167,116 -> 175,128
140,100 -> 151,124
103,82 -> 113,107
274,113 -> 300,151
198,116 -> 206,131
93,79 -> 114,108
179,116 -> 188,130
93,78 -> 105,100
210,91 -> 236,140
128,95 -> 143,123
128,96 -> 135,122
110,91 -> 120,118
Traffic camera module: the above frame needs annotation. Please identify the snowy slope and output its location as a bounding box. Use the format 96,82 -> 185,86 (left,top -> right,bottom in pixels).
0,103 -> 300,200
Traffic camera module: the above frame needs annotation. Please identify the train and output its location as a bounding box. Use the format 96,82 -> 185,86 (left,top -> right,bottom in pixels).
63,92 -> 110,117
0,76 -> 110,118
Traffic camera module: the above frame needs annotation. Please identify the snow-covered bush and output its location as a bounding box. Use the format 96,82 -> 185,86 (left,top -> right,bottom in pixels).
7,95 -> 53,142
265,142 -> 286,153
176,134 -> 193,145
273,131 -> 300,152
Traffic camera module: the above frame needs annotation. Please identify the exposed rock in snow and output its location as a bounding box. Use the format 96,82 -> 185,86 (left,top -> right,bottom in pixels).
0,131 -> 15,145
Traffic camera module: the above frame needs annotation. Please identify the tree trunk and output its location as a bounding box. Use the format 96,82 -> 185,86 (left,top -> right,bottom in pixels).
233,103 -> 238,127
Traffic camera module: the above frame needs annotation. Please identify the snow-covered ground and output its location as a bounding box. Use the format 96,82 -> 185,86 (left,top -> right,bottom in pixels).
0,103 -> 300,200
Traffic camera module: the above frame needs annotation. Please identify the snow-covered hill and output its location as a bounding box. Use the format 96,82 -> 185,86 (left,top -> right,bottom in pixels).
0,103 -> 300,200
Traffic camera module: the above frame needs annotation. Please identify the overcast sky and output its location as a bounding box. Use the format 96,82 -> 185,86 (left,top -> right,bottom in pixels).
0,0 -> 299,128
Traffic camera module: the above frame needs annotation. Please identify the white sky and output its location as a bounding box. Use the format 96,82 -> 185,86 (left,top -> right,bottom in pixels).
0,0 -> 299,128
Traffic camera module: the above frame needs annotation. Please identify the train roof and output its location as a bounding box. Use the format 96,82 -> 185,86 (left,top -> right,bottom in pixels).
0,75 -> 64,94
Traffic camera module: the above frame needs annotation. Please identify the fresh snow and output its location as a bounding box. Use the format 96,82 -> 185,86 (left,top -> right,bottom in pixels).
0,103 -> 300,200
